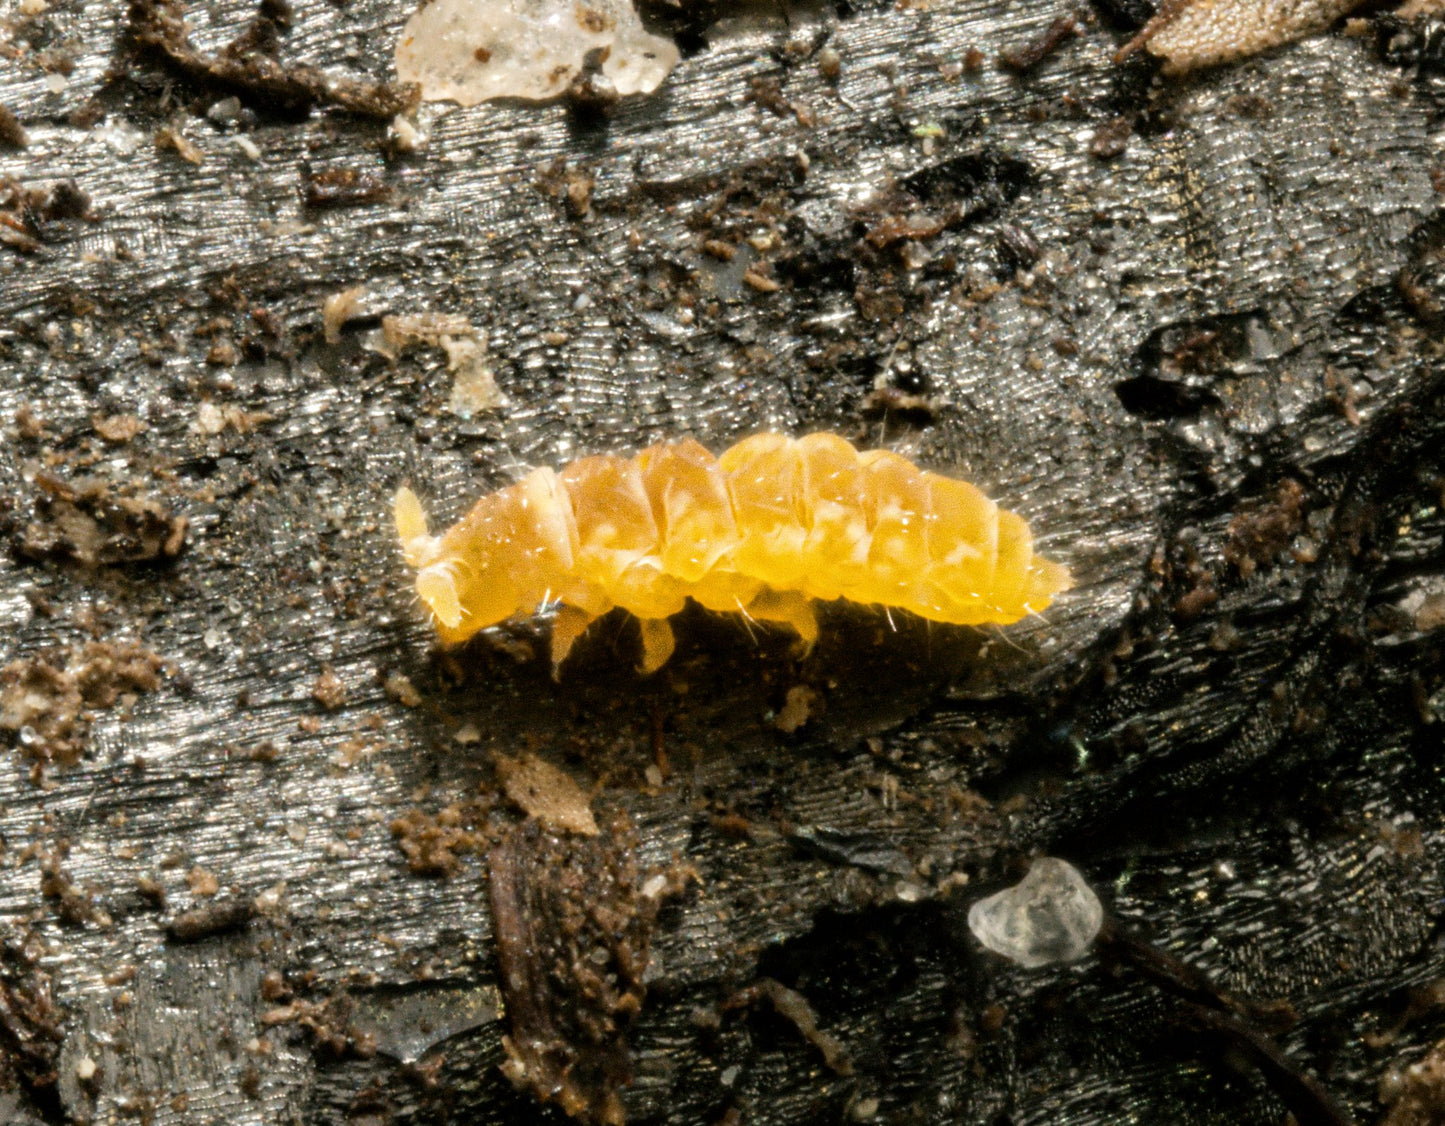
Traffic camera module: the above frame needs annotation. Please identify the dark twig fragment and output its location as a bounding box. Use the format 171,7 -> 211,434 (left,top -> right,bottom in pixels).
1097,919 -> 1356,1126
998,14 -> 1080,73
128,0 -> 418,119
489,817 -> 678,1125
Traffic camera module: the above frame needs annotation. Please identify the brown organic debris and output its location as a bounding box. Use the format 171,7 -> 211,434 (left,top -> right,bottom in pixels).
1,641 -> 167,770
489,817 -> 679,1125
40,846 -> 105,928
1090,113 -> 1135,160
311,665 -> 347,710
260,995 -> 377,1060
772,685 -> 821,734
373,312 -> 505,416
1,178 -> 95,255
155,124 -> 204,165
9,472 -> 188,567
92,413 -> 145,444
390,800 -> 495,876
536,158 -> 596,219
1224,479 -> 1307,579
301,166 -> 393,209
165,898 -> 255,942
998,13 -> 1080,73
322,285 -> 370,343
0,938 -> 65,1110
128,0 -> 419,119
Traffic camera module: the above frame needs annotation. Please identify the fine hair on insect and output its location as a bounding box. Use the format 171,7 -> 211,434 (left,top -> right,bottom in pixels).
396,432 -> 1071,675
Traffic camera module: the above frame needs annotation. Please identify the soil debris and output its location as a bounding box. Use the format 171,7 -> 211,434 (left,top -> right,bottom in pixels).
40,846 -> 106,928
301,166 -> 393,209
1,177 -> 95,255
91,413 -> 145,444
322,285 -> 371,343
772,685 -> 821,734
311,665 -> 348,710
260,995 -> 378,1059
373,312 -> 505,416
128,0 -> 418,119
1224,479 -> 1307,579
155,123 -> 204,165
8,472 -> 188,567
382,670 -> 423,708
1090,113 -> 1135,160
390,800 -> 496,876
0,640 -> 167,770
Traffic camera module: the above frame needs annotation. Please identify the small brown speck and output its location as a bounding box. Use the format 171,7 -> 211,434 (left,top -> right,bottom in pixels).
136,875 -> 167,908
92,413 -> 144,444
1090,114 -> 1134,160
577,6 -> 610,33
0,103 -> 28,149
383,671 -> 423,708
260,970 -> 291,1001
311,665 -> 347,710
743,267 -> 781,293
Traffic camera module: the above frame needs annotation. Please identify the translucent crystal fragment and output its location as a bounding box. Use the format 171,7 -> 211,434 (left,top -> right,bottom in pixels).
395,0 -> 680,105
967,857 -> 1103,968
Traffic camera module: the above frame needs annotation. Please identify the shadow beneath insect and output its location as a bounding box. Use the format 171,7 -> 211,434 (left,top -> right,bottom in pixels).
396,602 -> 1062,795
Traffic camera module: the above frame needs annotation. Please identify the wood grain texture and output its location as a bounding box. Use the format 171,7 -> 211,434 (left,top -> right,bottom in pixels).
1,1 -> 1442,1123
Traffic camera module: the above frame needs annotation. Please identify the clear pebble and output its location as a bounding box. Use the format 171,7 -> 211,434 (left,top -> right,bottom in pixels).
967,857 -> 1103,968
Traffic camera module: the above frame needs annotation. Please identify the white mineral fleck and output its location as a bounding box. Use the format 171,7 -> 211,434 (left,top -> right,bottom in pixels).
967,857 -> 1103,968
395,0 -> 679,105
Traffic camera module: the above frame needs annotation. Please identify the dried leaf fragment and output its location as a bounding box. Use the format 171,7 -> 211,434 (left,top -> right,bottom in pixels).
496,753 -> 598,836
1120,0 -> 1365,73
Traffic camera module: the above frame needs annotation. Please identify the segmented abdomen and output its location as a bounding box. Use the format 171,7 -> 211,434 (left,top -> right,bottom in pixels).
557,432 -> 1068,626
